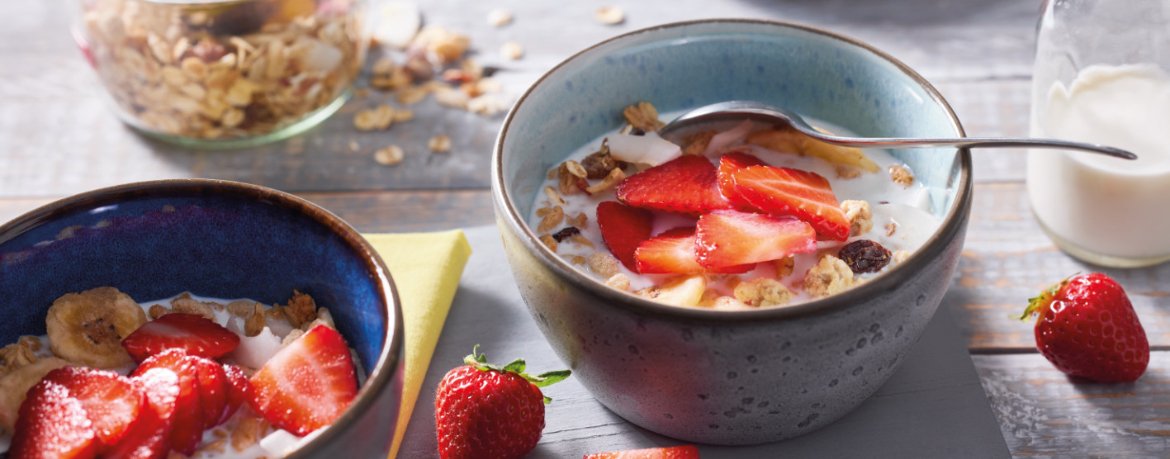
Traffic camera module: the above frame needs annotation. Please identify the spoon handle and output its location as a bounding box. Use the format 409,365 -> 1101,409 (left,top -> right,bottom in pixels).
805,132 -> 1138,160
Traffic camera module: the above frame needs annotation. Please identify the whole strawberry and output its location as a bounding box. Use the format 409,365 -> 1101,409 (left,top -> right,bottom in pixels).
1019,273 -> 1149,383
435,345 -> 570,459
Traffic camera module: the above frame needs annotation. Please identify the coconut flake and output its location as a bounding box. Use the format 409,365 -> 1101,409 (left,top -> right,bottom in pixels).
703,120 -> 754,156
607,132 -> 681,166
228,324 -> 284,369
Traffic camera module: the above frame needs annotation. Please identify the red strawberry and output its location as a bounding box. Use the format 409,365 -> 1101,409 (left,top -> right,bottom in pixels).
1020,273 -> 1149,383
8,380 -> 97,459
584,445 -> 701,459
695,210 -> 817,269
43,367 -> 144,451
191,357 -> 228,430
732,165 -> 850,241
132,350 -> 203,456
435,346 -> 570,459
596,201 -> 654,271
635,228 -> 754,274
121,313 -> 240,363
717,150 -> 767,211
616,155 -> 733,216
219,364 -> 252,425
250,325 -> 358,436
107,368 -> 180,459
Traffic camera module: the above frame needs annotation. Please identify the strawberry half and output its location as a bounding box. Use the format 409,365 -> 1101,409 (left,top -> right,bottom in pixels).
584,445 -> 701,459
250,325 -> 358,436
191,357 -> 228,431
695,210 -> 817,269
219,364 -> 252,425
596,201 -> 654,272
121,313 -> 240,363
8,380 -> 98,459
732,165 -> 851,241
107,368 -> 180,459
132,350 -> 204,456
716,150 -> 767,212
616,155 -> 733,216
635,228 -> 754,274
43,367 -> 144,451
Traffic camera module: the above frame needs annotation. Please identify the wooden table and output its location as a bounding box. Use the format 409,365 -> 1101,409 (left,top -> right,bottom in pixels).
3,0 -> 1166,456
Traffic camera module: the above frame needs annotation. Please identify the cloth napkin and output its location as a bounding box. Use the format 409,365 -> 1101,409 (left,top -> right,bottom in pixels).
363,230 -> 472,459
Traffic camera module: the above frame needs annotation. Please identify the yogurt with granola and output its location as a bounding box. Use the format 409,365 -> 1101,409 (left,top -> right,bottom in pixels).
528,102 -> 940,309
0,287 -> 361,459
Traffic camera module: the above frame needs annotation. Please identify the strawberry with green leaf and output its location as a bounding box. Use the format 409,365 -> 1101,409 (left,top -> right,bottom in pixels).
435,345 -> 571,459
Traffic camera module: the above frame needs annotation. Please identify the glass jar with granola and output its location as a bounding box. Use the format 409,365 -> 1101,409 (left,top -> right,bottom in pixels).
70,0 -> 369,147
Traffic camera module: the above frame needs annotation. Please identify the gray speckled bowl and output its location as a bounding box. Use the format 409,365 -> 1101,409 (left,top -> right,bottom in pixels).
491,19 -> 972,445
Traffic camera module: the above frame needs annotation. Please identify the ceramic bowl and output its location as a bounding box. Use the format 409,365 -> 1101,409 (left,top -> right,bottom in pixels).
0,179 -> 404,458
492,19 -> 972,445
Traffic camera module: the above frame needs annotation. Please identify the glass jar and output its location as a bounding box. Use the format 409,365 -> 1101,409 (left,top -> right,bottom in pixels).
69,0 -> 369,148
1029,0 -> 1170,267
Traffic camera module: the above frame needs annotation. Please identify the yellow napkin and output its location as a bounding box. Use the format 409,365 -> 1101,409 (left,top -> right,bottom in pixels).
363,230 -> 472,459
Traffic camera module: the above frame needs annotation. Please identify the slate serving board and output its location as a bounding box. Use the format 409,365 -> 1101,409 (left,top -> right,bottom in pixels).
398,226 -> 1010,458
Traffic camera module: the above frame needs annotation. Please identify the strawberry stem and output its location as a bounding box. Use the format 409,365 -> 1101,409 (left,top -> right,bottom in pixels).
1015,275 -> 1075,321
462,345 -> 572,404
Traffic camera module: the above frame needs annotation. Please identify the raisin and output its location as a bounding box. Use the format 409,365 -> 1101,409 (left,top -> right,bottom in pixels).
552,227 -> 581,243
581,150 -> 618,179
838,240 -> 891,274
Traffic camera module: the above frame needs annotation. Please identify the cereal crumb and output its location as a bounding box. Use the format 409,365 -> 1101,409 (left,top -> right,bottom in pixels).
886,221 -> 898,237
539,234 -> 559,252
892,250 -> 911,264
803,255 -> 856,298
375,145 -> 405,166
434,86 -> 470,109
586,167 -> 626,194
226,300 -> 255,318
244,303 -> 266,337
487,9 -> 513,27
570,234 -> 594,248
733,278 -> 793,307
428,134 -> 452,153
392,108 -> 415,122
596,6 -> 626,25
199,440 -> 227,454
841,200 -> 873,236
17,337 -> 40,353
171,296 -> 216,321
543,186 -> 567,206
605,273 -> 631,291
622,101 -> 664,132
282,329 -> 305,347
500,41 -> 525,60
148,304 -> 170,320
231,417 -> 263,452
354,105 -> 394,131
683,131 -> 717,156
889,165 -> 914,187
775,256 -> 795,277
348,140 -> 360,152
281,291 -> 317,328
836,166 -> 862,179
537,206 -> 564,233
570,255 -> 588,265
588,252 -> 620,278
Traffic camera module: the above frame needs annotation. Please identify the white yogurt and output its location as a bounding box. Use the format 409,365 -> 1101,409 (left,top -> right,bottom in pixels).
529,119 -> 940,304
1028,64 -> 1170,265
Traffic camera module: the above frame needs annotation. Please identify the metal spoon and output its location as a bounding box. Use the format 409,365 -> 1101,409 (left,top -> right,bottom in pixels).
658,100 -> 1137,160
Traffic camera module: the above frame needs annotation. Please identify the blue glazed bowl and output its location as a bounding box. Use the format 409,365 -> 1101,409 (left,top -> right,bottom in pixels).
0,179 -> 403,458
493,19 -> 972,445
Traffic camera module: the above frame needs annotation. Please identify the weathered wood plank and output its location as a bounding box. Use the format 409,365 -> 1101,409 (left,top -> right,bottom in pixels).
973,352 -> 1170,458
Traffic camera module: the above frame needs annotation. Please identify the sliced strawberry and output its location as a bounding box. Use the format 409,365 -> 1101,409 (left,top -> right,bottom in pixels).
107,368 -> 180,459
132,350 -> 203,456
616,155 -> 733,216
635,228 -> 754,274
584,445 -> 701,459
596,201 -> 654,272
43,367 -> 144,451
250,325 -> 358,436
9,380 -> 97,459
717,150 -> 767,212
122,313 -> 240,363
732,165 -> 851,241
191,357 -> 228,431
695,210 -> 817,269
219,364 -> 252,425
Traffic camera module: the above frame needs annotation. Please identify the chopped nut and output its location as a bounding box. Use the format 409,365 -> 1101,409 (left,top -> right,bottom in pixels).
588,252 -> 620,278
543,186 -> 566,206
596,6 -> 626,24
500,41 -> 525,60
244,303 -> 266,337
838,240 -> 892,274
570,255 -> 588,265
803,255 -> 856,298
892,250 -> 911,264
282,329 -> 305,347
585,167 -> 626,194
354,105 -> 394,131
889,165 -> 914,187
622,101 -> 664,132
171,296 -> 216,321
605,273 -> 631,291
149,304 -> 170,320
841,200 -> 873,236
375,146 -> 405,166
537,206 -> 564,233
428,134 -> 452,153
487,9 -> 513,27
734,278 -> 793,307
885,222 -> 898,237
570,234 -> 594,248
775,256 -> 795,277
539,234 -> 559,251
836,166 -> 862,180
281,291 -> 317,328
231,417 -> 263,452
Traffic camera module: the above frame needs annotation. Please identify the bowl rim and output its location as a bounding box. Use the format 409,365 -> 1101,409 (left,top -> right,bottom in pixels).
492,18 -> 974,322
0,178 -> 404,457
